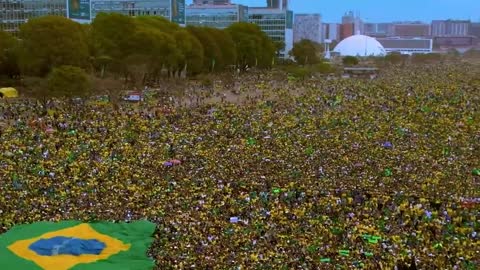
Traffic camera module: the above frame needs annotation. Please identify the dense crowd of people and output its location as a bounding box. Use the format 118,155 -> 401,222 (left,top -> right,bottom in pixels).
0,64 -> 479,269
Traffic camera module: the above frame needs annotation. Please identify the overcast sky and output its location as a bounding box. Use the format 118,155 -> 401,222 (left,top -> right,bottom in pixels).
186,0 -> 480,23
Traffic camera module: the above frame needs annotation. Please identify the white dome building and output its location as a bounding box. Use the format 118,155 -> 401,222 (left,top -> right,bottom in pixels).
334,35 -> 386,57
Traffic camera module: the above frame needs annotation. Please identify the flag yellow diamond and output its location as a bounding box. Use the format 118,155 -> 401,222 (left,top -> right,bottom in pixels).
8,223 -> 130,270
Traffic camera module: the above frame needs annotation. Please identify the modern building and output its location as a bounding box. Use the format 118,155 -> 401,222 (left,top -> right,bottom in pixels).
364,23 -> 393,37
432,20 -> 470,36
340,23 -> 354,40
392,22 -> 430,37
293,14 -> 321,44
470,22 -> 480,38
376,37 -> 433,54
334,34 -> 386,57
186,4 -> 248,28
0,0 -> 66,34
248,7 -> 293,58
340,11 -> 363,40
266,0 -> 287,10
88,0 -> 185,24
322,23 -> 339,42
193,0 -> 230,5
433,36 -> 477,48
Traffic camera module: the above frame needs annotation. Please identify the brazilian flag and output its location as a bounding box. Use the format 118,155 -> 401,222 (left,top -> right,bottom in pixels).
0,220 -> 156,270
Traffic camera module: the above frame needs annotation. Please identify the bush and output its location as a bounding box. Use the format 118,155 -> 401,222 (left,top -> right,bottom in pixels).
46,66 -> 91,98
284,66 -> 312,80
290,39 -> 321,65
385,53 -> 404,65
312,62 -> 335,74
342,56 -> 359,66
411,53 -> 443,64
464,49 -> 480,58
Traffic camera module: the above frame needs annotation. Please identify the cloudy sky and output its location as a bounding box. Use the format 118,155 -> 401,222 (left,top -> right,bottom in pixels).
186,0 -> 480,23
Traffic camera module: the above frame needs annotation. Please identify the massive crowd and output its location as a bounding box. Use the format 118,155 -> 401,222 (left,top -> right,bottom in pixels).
0,64 -> 479,269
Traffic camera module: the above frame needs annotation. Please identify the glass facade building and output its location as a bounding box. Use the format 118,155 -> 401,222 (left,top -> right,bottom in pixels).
0,0 -> 66,34
90,0 -> 185,24
294,14 -> 322,44
248,8 -> 293,58
265,0 -> 287,10
186,4 -> 247,29
91,0 -> 170,19
193,0 -> 230,4
0,0 -> 185,34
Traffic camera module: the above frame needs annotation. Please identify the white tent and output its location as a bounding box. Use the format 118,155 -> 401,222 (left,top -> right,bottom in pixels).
334,35 -> 386,57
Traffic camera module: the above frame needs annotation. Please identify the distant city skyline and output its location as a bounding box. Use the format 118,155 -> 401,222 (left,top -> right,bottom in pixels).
186,0 -> 480,23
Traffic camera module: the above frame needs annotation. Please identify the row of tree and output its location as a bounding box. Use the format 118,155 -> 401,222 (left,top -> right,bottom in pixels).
0,14 -> 279,88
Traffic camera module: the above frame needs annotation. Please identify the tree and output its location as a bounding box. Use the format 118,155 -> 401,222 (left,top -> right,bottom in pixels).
206,28 -> 236,70
187,26 -> 222,72
287,66 -> 312,80
46,66 -> 91,98
290,39 -> 321,65
274,41 -> 285,57
18,16 -> 89,76
91,13 -> 137,79
313,62 -> 335,74
342,56 -> 359,66
0,30 -> 20,78
133,18 -> 182,79
129,26 -> 179,82
173,30 -> 204,76
226,23 -> 275,70
384,53 -> 404,65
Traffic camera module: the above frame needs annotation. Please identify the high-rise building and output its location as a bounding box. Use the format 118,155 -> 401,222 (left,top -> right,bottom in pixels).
266,0 -> 287,10
340,23 -> 354,40
0,0 -> 66,34
470,22 -> 480,38
322,23 -> 339,41
249,7 -> 293,58
364,23 -> 393,37
341,11 -> 354,24
90,0 -> 185,25
294,14 -> 321,44
340,11 -> 363,40
392,22 -> 430,37
431,20 -> 470,37
186,4 -> 248,29
193,0 -> 230,5
0,0 -> 185,34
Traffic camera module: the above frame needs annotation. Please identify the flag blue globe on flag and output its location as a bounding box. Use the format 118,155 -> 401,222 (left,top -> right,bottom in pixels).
0,220 -> 156,270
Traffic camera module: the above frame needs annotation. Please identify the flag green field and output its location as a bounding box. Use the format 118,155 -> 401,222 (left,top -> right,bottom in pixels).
0,220 -> 156,270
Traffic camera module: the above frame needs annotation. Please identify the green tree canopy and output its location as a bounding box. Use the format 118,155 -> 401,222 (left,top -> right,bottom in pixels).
18,16 -> 89,76
133,16 -> 182,78
342,56 -> 359,66
206,28 -> 236,70
290,39 -> 321,65
226,23 -> 275,70
384,53 -> 404,65
0,30 -> 19,78
0,31 -> 16,66
129,25 -> 179,82
91,13 -> 137,77
173,30 -> 204,75
187,26 -> 222,72
46,66 -> 91,98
